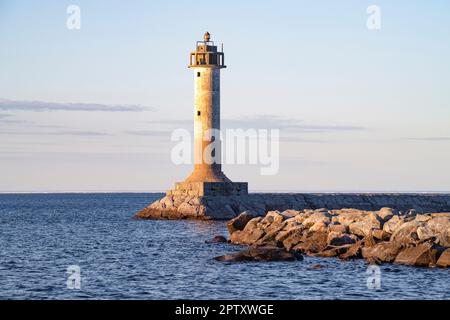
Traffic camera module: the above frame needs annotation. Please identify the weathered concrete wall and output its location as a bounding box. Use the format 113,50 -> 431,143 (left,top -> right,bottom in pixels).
193,66 -> 220,168
169,182 -> 248,196
184,67 -> 230,183
135,193 -> 450,220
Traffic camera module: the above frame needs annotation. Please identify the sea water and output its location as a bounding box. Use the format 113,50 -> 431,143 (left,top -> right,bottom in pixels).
0,193 -> 449,299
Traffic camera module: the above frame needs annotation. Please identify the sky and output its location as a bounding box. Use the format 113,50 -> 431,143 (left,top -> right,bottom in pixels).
0,0 -> 449,192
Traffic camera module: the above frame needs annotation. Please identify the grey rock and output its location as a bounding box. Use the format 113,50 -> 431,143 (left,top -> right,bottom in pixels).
329,223 -> 349,234
302,211 -> 331,228
206,235 -> 228,243
292,231 -> 328,254
327,232 -> 357,246
390,220 -> 423,244
377,207 -> 395,221
226,211 -> 256,234
436,249 -> 450,267
383,215 -> 405,234
339,241 -> 363,260
415,214 -> 432,222
394,243 -> 438,267
362,241 -> 403,263
214,247 -> 303,262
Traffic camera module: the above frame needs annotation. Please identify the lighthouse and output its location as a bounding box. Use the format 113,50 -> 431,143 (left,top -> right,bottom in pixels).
168,32 -> 248,197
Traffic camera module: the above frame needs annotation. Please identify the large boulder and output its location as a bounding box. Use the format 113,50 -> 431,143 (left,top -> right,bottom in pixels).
439,229 -> 450,247
302,211 -> 331,228
416,225 -> 436,242
377,207 -> 395,222
426,216 -> 450,233
362,241 -> 403,263
289,210 -> 314,224
390,220 -> 422,244
394,243 -> 438,267
214,247 -> 303,262
259,211 -> 287,234
327,232 -> 357,246
363,234 -> 378,247
372,229 -> 390,241
328,223 -> 348,234
251,212 -> 288,246
309,221 -> 329,233
339,241 -> 363,260
292,231 -> 328,254
349,221 -> 373,238
348,213 -> 381,236
282,228 -> 305,251
415,214 -> 432,222
436,249 -> 450,267
331,209 -> 368,226
205,235 -> 227,243
226,211 -> 257,234
383,215 -> 405,234
230,217 -> 265,245
275,224 -> 304,243
255,225 -> 287,247
280,209 -> 301,218
431,212 -> 450,218
311,244 -> 353,258
347,212 -> 383,238
425,217 -> 450,246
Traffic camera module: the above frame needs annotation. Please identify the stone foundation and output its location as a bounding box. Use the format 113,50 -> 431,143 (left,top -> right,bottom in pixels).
135,193 -> 450,220
168,181 -> 248,197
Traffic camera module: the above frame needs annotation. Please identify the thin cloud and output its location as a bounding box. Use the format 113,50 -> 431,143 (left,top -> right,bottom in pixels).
145,119 -> 191,126
0,130 -> 110,136
146,115 -> 366,132
0,115 -> 70,127
51,131 -> 111,136
0,114 -> 30,124
280,136 -> 329,143
0,99 -> 153,112
0,119 -> 29,124
124,130 -> 175,137
224,115 -> 366,132
404,137 -> 450,142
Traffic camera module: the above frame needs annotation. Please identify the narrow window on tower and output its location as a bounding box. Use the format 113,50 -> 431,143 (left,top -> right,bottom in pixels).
197,111 -> 201,116
197,72 -> 201,77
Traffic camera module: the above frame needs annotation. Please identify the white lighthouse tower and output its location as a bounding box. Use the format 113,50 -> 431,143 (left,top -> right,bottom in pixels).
168,32 -> 248,197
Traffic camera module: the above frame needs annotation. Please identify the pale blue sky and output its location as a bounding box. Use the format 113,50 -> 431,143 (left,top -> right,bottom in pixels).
1,0 -> 449,192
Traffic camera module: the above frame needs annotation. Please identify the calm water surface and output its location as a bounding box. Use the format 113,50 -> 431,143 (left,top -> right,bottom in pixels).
0,193 -> 449,299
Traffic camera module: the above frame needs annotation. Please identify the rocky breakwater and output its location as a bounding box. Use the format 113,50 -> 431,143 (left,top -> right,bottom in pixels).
135,193 -> 450,220
223,209 -> 450,267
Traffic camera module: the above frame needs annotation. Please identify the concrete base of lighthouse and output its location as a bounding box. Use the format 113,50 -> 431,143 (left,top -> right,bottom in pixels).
134,182 -> 248,220
168,181 -> 248,197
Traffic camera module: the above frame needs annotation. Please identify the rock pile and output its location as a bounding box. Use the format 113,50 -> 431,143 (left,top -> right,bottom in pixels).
224,208 -> 450,267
